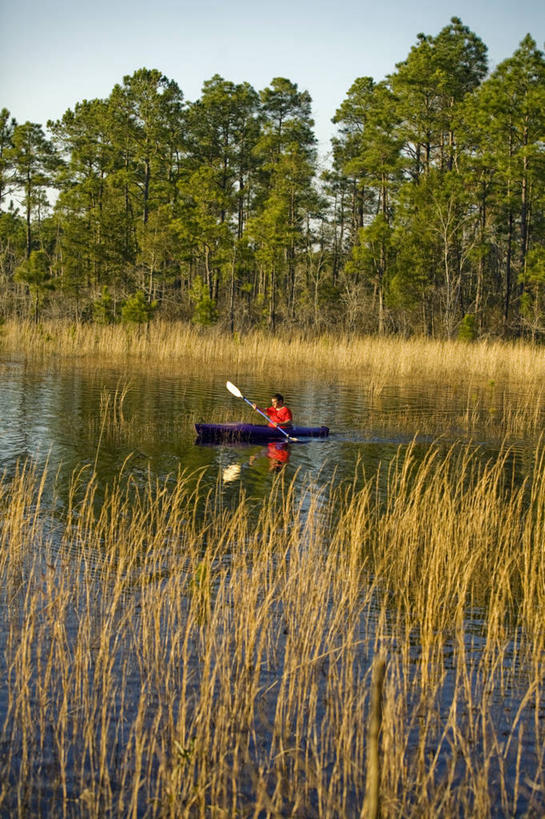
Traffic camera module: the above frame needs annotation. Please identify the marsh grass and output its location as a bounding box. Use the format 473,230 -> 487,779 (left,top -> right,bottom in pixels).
87,385 -> 240,456
4,319 -> 545,384
0,441 -> 544,816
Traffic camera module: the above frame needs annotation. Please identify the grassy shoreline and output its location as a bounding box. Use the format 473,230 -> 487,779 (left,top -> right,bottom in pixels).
2,319 -> 545,386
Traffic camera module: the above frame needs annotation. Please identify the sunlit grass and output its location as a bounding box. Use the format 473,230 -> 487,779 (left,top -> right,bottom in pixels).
3,319 -> 545,385
0,444 -> 544,815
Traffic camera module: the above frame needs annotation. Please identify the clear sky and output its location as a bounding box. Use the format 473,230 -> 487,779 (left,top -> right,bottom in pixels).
1,0 -> 544,158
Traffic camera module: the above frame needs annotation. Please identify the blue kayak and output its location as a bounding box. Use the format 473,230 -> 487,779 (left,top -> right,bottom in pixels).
195,422 -> 329,443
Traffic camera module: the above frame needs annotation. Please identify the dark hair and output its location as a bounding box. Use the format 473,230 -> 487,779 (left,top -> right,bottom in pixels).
272,393 -> 284,403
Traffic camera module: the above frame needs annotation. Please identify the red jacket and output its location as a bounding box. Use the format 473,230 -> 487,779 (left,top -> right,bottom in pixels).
266,405 -> 293,427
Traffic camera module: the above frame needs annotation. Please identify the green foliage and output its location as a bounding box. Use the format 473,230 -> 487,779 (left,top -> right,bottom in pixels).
93,286 -> 116,324
189,277 -> 218,326
7,122 -> 60,258
121,291 -> 157,325
522,248 -> 545,291
519,247 -> 545,335
1,22 -> 544,339
391,17 -> 487,177
458,313 -> 477,341
0,109 -> 16,210
15,249 -> 53,290
14,249 -> 55,321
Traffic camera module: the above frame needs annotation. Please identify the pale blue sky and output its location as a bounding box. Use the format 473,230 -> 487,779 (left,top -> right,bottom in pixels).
1,0 -> 544,157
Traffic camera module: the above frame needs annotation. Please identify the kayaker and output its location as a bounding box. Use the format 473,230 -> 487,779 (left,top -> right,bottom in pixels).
252,393 -> 293,428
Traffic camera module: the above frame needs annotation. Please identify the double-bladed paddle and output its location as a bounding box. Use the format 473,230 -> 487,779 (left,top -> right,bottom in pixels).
225,381 -> 298,442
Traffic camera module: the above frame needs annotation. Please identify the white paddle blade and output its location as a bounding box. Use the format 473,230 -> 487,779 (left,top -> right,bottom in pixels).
226,381 -> 243,399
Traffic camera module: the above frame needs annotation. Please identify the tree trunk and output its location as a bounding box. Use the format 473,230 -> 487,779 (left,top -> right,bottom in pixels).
504,209 -> 513,333
204,245 -> 212,299
269,268 -> 276,332
229,252 -> 236,335
475,181 -> 487,334
520,139 -> 529,274
25,171 -> 32,259
143,158 -> 151,224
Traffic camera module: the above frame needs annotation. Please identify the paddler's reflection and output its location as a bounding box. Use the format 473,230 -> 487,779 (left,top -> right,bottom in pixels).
249,442 -> 291,471
267,441 -> 290,470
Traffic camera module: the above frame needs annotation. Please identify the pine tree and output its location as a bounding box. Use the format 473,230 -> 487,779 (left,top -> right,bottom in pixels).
8,122 -> 58,258
333,77 -> 403,332
0,108 -> 16,211
49,98 -> 114,308
177,76 -> 260,327
14,248 -> 54,321
460,35 -> 545,333
390,18 -> 487,178
250,78 -> 318,327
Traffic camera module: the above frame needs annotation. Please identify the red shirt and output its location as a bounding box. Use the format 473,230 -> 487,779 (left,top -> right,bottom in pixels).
266,405 -> 293,427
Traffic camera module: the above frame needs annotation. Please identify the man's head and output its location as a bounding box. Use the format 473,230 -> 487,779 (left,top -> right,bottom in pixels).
271,393 -> 284,407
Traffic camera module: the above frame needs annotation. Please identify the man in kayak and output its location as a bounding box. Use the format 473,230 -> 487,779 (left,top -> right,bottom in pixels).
252,393 -> 293,428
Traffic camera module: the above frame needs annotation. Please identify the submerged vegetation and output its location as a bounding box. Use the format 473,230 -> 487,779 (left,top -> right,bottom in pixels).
1,18 -> 545,338
0,441 -> 544,815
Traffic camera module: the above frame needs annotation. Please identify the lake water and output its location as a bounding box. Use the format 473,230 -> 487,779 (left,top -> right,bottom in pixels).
0,356 -> 536,502
1,354 -> 544,815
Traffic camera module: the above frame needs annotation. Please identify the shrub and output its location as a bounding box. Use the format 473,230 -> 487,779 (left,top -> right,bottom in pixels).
121,291 -> 157,325
458,313 -> 477,341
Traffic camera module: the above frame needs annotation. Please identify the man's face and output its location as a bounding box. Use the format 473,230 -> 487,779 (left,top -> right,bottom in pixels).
271,397 -> 279,408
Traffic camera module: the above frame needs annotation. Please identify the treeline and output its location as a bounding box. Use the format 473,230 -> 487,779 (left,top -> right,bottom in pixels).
1,18 -> 545,338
